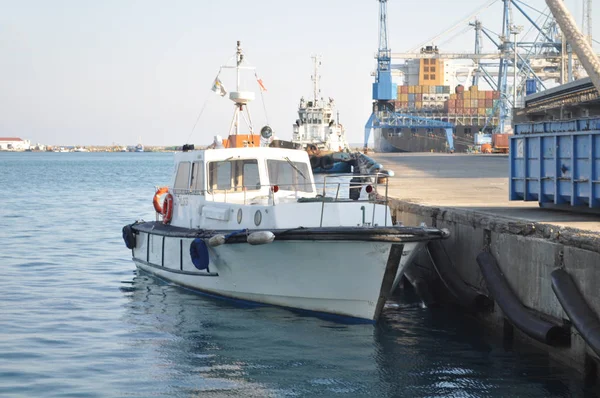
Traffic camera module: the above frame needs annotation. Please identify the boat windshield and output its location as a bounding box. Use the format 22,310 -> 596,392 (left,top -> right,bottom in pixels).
208,159 -> 261,192
267,160 -> 312,193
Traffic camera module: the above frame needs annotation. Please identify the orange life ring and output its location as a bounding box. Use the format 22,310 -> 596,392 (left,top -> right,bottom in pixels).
161,193 -> 174,224
153,187 -> 169,214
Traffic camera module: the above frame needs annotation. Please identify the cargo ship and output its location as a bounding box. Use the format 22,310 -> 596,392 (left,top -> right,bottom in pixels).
374,47 -> 502,153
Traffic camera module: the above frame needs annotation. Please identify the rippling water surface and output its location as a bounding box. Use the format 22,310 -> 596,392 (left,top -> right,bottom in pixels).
1,152 -> 597,397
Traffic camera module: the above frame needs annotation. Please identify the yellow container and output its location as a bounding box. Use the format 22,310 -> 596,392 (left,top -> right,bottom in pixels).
478,91 -> 486,99
408,86 -> 415,94
415,101 -> 422,110
464,91 -> 471,99
415,85 -> 422,94
470,85 -> 478,92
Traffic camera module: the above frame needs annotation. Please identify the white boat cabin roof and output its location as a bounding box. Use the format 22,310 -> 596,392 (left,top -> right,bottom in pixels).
175,146 -> 310,163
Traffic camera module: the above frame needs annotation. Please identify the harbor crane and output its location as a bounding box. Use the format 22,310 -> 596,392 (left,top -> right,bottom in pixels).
364,0 -> 455,153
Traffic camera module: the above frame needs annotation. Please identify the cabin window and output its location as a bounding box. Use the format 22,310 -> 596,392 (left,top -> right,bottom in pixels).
241,161 -> 260,190
266,160 -> 312,193
208,159 -> 261,192
208,161 -> 231,191
190,161 -> 204,192
174,162 -> 191,190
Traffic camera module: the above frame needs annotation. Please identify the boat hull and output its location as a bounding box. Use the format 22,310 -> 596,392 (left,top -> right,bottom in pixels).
128,224 -> 441,321
374,126 -> 480,153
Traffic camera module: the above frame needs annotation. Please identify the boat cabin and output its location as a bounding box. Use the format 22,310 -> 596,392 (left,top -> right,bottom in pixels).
170,146 -> 317,205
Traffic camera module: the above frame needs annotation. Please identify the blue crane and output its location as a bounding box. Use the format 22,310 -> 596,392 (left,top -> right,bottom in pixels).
364,0 -> 455,153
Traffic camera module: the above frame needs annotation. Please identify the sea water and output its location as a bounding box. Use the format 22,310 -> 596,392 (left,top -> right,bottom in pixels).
0,152 -> 597,397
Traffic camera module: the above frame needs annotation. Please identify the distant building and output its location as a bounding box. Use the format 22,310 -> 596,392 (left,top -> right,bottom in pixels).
0,137 -> 31,151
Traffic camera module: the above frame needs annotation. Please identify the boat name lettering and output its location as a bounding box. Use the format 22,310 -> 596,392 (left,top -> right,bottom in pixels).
177,195 -> 189,206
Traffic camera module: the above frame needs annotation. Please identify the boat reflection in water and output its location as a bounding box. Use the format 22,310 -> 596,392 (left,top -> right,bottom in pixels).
120,272 -> 590,397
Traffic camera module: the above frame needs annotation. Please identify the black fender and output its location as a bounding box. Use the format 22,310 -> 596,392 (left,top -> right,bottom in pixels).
122,224 -> 136,249
476,251 -> 569,346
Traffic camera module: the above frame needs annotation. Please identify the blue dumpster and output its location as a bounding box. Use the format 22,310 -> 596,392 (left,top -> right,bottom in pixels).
510,118 -> 600,210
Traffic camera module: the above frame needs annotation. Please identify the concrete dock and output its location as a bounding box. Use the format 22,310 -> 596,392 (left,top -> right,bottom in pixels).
372,152 -> 600,376
374,152 -> 600,232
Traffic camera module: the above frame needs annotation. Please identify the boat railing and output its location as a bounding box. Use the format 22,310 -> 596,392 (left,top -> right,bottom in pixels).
319,173 -> 390,227
165,173 -> 391,226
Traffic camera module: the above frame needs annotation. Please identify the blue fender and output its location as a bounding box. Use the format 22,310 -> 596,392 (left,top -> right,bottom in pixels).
190,238 -> 210,271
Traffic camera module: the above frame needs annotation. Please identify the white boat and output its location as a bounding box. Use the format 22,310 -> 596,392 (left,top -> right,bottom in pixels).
290,56 -> 351,173
122,42 -> 449,322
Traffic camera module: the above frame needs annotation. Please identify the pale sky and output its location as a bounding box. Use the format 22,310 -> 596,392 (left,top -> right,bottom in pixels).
1,0 -> 597,147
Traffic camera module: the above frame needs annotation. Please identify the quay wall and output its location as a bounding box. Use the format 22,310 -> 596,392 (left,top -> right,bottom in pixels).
390,199 -> 600,374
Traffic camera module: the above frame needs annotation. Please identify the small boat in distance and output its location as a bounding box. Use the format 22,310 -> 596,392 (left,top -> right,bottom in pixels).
135,143 -> 144,152
290,56 -> 352,173
122,41 -> 449,322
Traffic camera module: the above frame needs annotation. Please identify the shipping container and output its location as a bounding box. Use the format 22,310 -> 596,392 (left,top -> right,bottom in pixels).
464,92 -> 471,99
525,79 -> 537,95
485,99 -> 493,108
509,122 -> 600,210
492,133 -> 509,148
485,91 -> 493,100
470,85 -> 478,92
475,133 -> 493,145
415,85 -> 422,94
478,91 -> 486,100
408,94 -> 416,102
477,108 -> 486,116
400,86 -> 408,94
471,99 -> 478,108
416,93 -> 422,101
408,86 -> 415,94
493,91 -> 500,99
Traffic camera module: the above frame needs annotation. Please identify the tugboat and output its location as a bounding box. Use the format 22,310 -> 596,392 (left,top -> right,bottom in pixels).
290,56 -> 352,173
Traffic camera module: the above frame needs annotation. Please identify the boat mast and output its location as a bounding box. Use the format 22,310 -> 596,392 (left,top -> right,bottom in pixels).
226,41 -> 255,137
235,41 -> 242,135
311,55 -> 321,104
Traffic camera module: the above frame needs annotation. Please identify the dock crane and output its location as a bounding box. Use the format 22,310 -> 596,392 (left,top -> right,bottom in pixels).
364,0 -> 396,153
364,0 -> 455,153
545,0 -> 600,94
